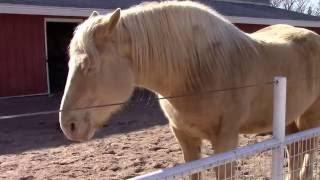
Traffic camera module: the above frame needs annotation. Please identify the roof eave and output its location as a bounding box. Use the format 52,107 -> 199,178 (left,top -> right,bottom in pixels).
0,3 -> 319,28
0,3 -> 111,17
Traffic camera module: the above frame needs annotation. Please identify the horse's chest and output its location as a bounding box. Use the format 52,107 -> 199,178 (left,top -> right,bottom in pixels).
159,99 -> 218,139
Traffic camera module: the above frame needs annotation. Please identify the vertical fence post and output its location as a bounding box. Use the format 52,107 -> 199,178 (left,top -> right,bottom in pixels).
272,76 -> 287,180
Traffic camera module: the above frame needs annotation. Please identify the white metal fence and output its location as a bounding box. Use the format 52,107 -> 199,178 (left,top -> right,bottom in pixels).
132,77 -> 320,180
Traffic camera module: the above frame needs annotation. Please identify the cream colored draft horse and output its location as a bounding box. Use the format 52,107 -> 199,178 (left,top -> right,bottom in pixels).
59,1 -> 320,179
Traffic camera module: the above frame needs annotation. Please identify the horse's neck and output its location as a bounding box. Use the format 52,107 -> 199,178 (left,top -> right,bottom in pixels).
114,24 -> 172,96
122,34 -> 259,97
118,11 -> 260,97
130,59 -> 179,96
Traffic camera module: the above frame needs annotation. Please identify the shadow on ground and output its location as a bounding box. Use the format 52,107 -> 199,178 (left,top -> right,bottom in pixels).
0,90 -> 168,155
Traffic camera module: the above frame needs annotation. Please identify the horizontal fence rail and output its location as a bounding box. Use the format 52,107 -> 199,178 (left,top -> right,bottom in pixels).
132,127 -> 320,180
132,139 -> 279,180
132,77 -> 320,180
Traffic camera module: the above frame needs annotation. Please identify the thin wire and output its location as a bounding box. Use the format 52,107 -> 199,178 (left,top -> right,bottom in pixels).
0,81 -> 274,120
288,76 -> 320,82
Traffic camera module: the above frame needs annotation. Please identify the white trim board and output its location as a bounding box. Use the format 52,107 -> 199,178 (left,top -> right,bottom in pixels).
45,18 -> 83,23
227,16 -> 320,28
44,18 -> 82,95
0,3 -> 111,17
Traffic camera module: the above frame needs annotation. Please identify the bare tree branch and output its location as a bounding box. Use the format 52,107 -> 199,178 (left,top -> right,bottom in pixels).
283,0 -> 297,11
270,0 -> 283,7
270,0 -> 315,15
307,6 -> 313,15
315,0 -> 320,16
295,0 -> 309,13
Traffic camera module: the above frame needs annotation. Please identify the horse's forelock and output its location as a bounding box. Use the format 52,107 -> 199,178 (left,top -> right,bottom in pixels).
69,16 -> 103,69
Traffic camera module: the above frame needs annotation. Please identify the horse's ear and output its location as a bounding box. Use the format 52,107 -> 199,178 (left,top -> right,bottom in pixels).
90,11 -> 99,18
108,8 -> 121,33
94,8 -> 121,40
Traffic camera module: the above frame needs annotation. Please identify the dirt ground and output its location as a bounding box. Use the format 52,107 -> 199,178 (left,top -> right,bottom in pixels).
0,92 -> 271,180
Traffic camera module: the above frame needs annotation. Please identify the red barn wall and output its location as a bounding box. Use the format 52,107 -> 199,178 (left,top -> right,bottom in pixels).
0,16 -> 319,97
304,27 -> 320,35
235,23 -> 268,33
0,14 -> 47,97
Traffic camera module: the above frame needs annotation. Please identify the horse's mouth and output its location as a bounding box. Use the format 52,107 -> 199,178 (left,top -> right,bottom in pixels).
65,128 -> 96,142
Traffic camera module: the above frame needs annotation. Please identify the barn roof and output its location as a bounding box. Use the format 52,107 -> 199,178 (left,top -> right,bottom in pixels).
207,1 -> 320,21
1,0 -> 320,21
0,0 -> 319,27
215,0 -> 270,6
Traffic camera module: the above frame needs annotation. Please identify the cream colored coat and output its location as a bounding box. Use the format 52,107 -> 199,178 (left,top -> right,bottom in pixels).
59,1 -> 320,179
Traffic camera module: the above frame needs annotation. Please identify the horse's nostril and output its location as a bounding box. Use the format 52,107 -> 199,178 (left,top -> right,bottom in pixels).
70,122 -> 76,132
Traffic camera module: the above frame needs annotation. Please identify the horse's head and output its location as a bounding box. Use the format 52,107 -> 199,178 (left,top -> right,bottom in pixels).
59,9 -> 134,142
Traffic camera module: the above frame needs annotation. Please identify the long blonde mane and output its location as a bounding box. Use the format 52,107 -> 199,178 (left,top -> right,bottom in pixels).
73,1 -> 258,91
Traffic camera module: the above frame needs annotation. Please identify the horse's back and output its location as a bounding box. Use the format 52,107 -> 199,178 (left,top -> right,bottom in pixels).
251,24 -> 320,46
